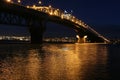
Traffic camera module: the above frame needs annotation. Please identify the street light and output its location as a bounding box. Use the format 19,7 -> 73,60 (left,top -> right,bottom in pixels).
39,1 -> 42,4
84,35 -> 87,39
76,35 -> 80,39
84,35 -> 87,43
76,35 -> 80,43
18,0 -> 21,3
6,0 -> 11,3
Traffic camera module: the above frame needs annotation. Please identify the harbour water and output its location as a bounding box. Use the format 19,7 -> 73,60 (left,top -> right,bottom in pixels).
0,43 -> 120,80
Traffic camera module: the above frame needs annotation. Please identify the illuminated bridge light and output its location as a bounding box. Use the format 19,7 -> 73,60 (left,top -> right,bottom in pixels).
50,12 -> 53,15
6,0 -> 11,3
32,5 -> 37,10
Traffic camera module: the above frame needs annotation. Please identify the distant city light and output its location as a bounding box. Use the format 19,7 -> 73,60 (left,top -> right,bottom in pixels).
0,36 -> 30,41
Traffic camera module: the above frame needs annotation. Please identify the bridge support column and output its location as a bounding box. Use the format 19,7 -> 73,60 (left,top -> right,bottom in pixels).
29,27 -> 43,44
76,35 -> 87,43
29,21 -> 45,44
78,37 -> 84,43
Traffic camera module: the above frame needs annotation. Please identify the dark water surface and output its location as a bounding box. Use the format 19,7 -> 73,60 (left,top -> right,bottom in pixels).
0,43 -> 120,80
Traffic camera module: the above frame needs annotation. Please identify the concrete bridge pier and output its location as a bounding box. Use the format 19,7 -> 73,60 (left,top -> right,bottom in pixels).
77,37 -> 84,43
29,21 -> 45,44
76,34 -> 87,43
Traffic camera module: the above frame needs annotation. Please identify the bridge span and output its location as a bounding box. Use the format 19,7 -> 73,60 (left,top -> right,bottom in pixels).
0,0 -> 110,43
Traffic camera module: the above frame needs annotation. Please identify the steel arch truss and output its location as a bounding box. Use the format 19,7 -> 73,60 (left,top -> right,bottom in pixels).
0,12 -> 28,26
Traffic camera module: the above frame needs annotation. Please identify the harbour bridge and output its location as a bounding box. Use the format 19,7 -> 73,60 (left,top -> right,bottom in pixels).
0,0 -> 110,43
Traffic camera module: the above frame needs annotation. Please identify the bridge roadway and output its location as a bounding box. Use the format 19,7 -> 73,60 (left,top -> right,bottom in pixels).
0,0 -> 110,43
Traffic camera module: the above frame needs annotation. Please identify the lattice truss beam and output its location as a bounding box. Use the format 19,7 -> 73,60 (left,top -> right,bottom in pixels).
0,12 -> 27,26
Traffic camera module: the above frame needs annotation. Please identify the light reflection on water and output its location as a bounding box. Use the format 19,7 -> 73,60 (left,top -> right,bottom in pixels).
0,43 -> 117,80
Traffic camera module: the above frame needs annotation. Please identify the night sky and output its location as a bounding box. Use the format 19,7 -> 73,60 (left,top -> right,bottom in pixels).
20,0 -> 120,25
1,0 -> 120,39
